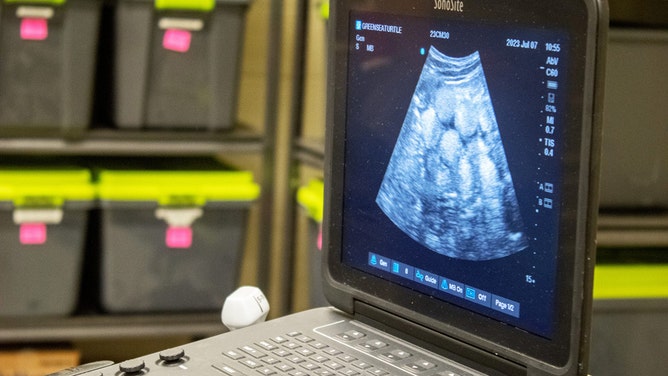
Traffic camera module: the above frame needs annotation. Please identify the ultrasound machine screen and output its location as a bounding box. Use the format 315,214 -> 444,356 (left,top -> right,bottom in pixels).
340,10 -> 577,339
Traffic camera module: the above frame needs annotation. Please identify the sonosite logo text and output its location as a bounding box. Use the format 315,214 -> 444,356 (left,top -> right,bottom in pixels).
434,0 -> 464,12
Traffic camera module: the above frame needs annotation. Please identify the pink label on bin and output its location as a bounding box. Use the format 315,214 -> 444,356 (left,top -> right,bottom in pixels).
317,225 -> 323,251
166,227 -> 192,249
21,18 -> 48,41
20,223 -> 47,245
163,29 -> 192,53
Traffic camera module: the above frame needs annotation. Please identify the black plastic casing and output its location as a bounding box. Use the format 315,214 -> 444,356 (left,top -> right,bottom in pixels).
323,1 -> 608,375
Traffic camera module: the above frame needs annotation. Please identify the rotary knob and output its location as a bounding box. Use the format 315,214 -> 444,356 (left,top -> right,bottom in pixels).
119,359 -> 145,374
159,348 -> 186,363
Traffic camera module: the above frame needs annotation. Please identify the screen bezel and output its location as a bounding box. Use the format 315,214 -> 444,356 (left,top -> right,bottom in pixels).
323,0 -> 605,372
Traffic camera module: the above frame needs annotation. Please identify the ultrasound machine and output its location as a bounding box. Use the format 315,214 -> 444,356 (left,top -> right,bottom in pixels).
53,0 -> 608,375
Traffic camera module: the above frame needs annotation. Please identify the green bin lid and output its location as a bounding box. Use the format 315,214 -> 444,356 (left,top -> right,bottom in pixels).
0,169 -> 94,206
320,1 -> 329,20
155,0 -> 214,11
97,170 -> 260,205
4,0 -> 66,5
297,179 -> 324,223
594,264 -> 668,299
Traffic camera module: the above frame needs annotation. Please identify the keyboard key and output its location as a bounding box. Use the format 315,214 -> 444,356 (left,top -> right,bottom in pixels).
212,363 -> 245,376
414,359 -> 436,370
296,348 -> 316,357
241,359 -> 262,369
257,367 -> 277,375
324,361 -> 345,370
296,335 -> 315,343
272,335 -> 289,344
351,360 -> 373,370
311,342 -> 329,350
358,340 -> 387,352
263,357 -> 281,365
339,369 -> 360,376
274,349 -> 292,357
276,363 -> 295,372
310,355 -> 329,363
301,362 -> 321,371
224,350 -> 245,360
257,341 -> 279,351
367,368 -> 389,376
380,349 -> 412,361
241,346 -> 267,358
337,354 -> 357,363
287,355 -> 305,364
323,347 -> 342,356
338,330 -> 366,341
313,369 -> 336,376
403,364 -> 427,373
284,342 -> 302,350
403,360 -> 436,373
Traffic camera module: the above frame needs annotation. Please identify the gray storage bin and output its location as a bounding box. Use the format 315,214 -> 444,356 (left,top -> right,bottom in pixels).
0,169 -> 94,316
0,0 -> 102,133
599,29 -> 668,209
590,263 -> 668,375
297,179 -> 328,308
113,0 -> 250,130
97,169 -> 260,312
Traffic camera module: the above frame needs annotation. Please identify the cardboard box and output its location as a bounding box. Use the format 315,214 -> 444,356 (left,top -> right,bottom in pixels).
0,348 -> 80,376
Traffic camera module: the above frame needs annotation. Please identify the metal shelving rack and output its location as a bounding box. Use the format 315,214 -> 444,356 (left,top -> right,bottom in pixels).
0,313 -> 224,344
0,0 -> 284,353
597,212 -> 668,249
0,130 -> 268,345
0,128 -> 264,156
267,0 -> 332,312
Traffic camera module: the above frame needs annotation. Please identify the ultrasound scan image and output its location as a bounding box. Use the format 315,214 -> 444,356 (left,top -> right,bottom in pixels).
376,47 -> 529,261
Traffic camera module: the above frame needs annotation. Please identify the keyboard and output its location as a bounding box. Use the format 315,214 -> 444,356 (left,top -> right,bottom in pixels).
50,308 -> 481,376
214,321 -> 478,376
